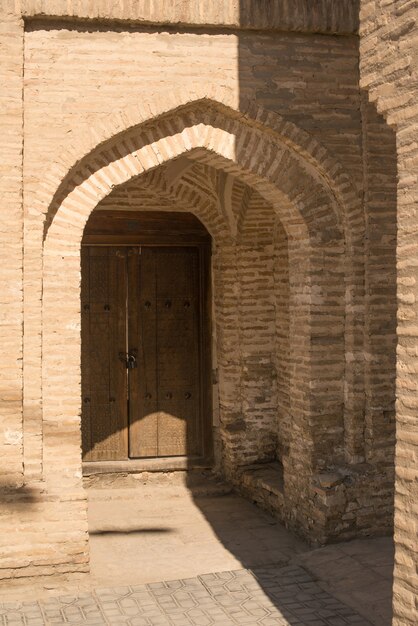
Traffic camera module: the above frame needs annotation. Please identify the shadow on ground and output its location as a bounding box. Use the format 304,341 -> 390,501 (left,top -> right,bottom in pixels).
85,471 -> 393,625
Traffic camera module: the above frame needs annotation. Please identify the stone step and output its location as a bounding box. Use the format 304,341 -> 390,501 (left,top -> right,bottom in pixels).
84,469 -> 233,500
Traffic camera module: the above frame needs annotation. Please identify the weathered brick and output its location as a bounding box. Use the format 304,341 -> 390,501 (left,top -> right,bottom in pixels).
0,1 -> 403,606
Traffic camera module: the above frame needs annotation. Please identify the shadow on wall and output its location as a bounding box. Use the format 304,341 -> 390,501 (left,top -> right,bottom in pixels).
80,82 -> 397,626
187,12 -> 395,624
79,7 -> 397,624
0,479 -> 40,511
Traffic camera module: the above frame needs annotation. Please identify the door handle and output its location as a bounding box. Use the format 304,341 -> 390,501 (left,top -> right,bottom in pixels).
127,353 -> 137,369
119,351 -> 137,369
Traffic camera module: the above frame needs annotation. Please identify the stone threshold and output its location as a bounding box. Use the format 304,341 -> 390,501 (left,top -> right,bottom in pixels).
82,456 -> 211,475
83,466 -> 233,498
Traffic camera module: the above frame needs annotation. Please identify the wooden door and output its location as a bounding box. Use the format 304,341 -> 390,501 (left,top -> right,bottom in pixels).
128,247 -> 202,458
81,246 -> 128,461
81,241 -> 210,462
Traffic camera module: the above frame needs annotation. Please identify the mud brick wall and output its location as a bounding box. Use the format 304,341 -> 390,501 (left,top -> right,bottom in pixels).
360,1 -> 418,624
0,0 -> 400,595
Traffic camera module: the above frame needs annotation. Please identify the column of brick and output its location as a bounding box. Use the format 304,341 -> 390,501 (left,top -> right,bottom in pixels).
0,8 -> 24,487
274,221 -> 290,461
238,193 -> 277,464
360,1 -> 418,623
362,96 -> 397,470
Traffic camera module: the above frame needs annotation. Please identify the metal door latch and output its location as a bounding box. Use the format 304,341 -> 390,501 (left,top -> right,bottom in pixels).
127,353 -> 137,369
119,351 -> 137,369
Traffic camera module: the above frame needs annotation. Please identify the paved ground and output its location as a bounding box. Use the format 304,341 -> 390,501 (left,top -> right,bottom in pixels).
0,566 -> 371,625
295,536 -> 393,626
0,471 -> 393,625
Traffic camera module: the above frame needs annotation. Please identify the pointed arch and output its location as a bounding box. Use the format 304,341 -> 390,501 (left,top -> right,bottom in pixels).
22,92 -> 368,542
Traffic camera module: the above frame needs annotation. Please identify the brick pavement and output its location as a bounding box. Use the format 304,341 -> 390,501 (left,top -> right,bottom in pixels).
0,565 -> 371,626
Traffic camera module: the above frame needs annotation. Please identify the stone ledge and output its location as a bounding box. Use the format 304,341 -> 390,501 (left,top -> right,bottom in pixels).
234,461 -> 285,520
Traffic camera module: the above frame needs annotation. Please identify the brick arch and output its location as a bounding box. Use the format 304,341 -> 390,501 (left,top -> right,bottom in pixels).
44,107 -> 341,247
39,90 -> 361,244
42,101 -> 364,455
40,99 -> 363,538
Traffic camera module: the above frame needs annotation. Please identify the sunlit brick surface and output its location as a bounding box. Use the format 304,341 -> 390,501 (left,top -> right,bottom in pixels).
0,3 -> 402,612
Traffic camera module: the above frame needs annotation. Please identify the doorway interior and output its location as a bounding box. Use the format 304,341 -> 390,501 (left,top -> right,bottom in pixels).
80,210 -> 212,471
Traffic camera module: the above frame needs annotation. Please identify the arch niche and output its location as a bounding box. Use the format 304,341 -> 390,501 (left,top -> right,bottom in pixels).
41,96 -> 362,539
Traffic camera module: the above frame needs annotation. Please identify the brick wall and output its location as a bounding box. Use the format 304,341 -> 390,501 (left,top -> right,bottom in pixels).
0,0 -> 401,590
0,10 -> 23,487
359,1 -> 418,624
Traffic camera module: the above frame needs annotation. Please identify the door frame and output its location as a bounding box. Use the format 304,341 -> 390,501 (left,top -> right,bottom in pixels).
81,211 -> 213,474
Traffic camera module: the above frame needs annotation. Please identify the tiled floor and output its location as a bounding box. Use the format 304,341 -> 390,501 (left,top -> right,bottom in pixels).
0,566 -> 371,625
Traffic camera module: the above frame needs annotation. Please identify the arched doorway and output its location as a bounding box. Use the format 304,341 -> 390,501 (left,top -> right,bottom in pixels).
37,96 -> 366,571
80,210 -> 212,469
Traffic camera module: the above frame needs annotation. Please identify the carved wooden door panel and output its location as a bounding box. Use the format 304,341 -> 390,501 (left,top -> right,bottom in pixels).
128,247 -> 202,458
81,246 -> 128,461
